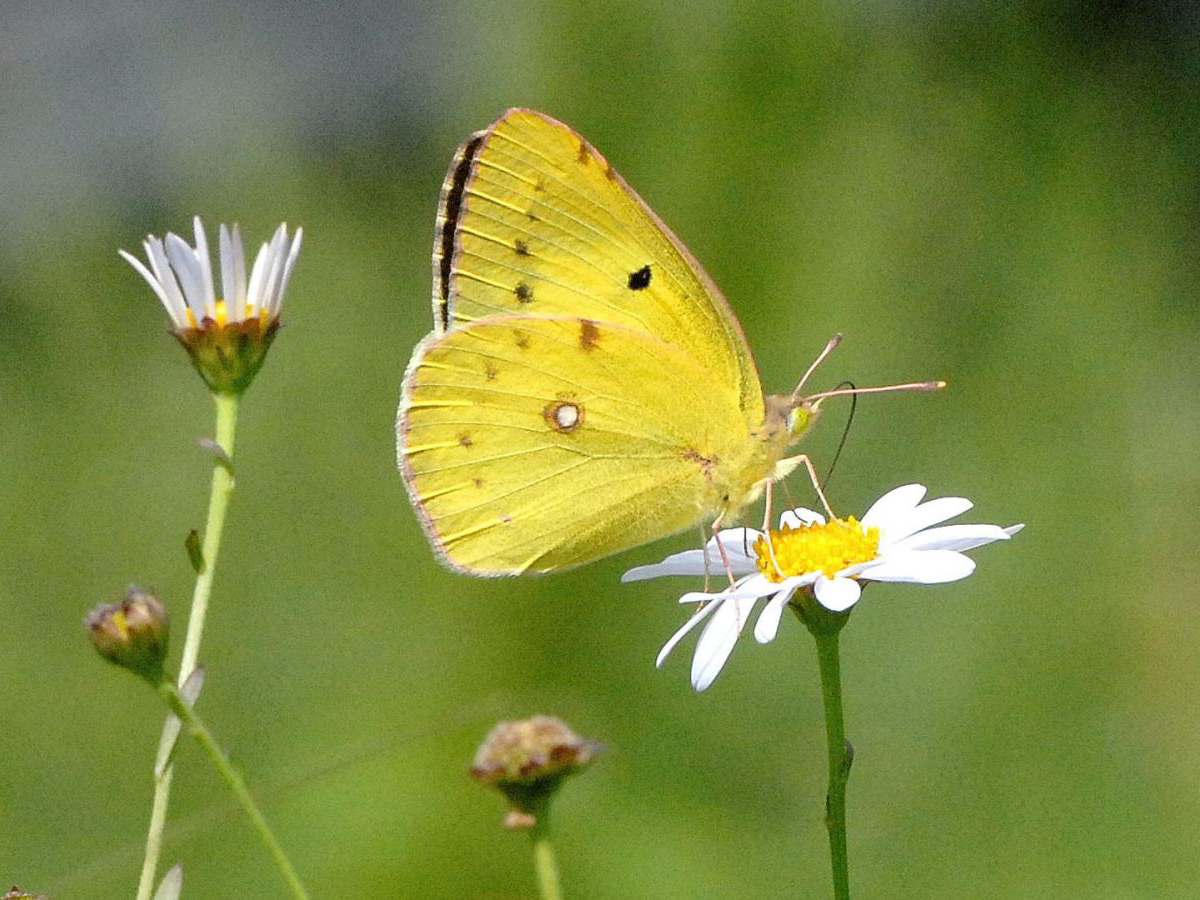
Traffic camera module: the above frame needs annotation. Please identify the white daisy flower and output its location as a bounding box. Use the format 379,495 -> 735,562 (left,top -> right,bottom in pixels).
120,217 -> 303,394
120,216 -> 302,331
622,484 -> 1023,691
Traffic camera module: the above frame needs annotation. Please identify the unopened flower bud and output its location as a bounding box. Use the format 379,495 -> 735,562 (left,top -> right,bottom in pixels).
84,587 -> 169,683
471,715 -> 600,829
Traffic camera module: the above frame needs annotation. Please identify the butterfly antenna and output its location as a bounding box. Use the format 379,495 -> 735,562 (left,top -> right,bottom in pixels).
821,381 -> 857,493
803,379 -> 946,410
791,333 -> 843,400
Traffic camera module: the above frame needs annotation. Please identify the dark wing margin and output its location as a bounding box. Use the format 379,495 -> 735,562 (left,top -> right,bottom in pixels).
432,130 -> 486,331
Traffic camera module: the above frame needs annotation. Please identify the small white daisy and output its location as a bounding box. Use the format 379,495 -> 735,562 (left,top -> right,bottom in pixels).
120,216 -> 302,331
622,484 -> 1024,691
120,217 -> 303,394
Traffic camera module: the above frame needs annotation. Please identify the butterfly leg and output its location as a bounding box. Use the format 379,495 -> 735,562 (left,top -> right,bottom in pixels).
760,479 -> 785,579
699,524 -> 713,593
709,514 -> 739,587
778,453 -> 837,519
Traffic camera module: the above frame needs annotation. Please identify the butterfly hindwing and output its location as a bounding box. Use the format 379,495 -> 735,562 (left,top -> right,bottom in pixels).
398,316 -> 751,575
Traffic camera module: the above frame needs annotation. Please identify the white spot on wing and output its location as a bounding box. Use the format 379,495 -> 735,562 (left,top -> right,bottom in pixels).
555,404 -> 579,429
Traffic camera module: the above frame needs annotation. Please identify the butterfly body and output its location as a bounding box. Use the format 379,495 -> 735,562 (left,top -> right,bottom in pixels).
398,109 -> 816,576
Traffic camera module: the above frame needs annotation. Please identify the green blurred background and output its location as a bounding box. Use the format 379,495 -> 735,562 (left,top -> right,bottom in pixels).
4,1 -> 1199,897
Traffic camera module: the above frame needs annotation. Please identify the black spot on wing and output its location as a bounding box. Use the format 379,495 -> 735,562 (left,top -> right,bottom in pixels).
628,265 -> 652,290
514,239 -> 530,256
514,282 -> 533,303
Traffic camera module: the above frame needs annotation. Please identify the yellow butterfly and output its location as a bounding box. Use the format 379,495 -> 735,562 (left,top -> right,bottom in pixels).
397,109 -> 939,576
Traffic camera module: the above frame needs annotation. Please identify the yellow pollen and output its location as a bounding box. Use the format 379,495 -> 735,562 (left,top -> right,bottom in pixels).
753,516 -> 880,582
191,299 -> 264,330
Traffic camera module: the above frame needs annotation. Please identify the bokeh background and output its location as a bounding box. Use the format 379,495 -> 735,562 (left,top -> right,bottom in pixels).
4,2 -> 1200,897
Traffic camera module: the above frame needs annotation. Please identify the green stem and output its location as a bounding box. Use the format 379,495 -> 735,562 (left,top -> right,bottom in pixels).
159,682 -> 310,899
813,628 -> 852,900
530,810 -> 563,900
135,392 -> 239,900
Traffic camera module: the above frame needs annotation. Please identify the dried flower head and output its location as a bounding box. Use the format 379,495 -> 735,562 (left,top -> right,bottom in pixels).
471,716 -> 601,829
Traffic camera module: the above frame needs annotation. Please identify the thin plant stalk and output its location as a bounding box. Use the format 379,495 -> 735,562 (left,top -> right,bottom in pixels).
158,681 -> 310,898
812,628 -> 851,900
135,392 -> 240,900
529,809 -> 563,900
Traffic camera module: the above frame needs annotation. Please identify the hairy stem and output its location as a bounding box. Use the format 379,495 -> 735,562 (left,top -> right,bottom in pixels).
135,392 -> 239,900
160,682 -> 310,899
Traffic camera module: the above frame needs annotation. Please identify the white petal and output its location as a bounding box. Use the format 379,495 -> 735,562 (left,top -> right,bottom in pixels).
814,575 -> 861,612
119,249 -> 180,325
218,225 -> 240,323
164,233 -> 208,323
753,590 -> 791,643
621,529 -> 760,582
1005,524 -> 1024,537
893,523 -> 1011,553
246,241 -> 271,313
780,507 -> 824,529
862,549 -> 975,584
862,484 -> 927,529
656,598 -> 723,668
274,227 -> 302,315
261,224 -> 288,316
622,553 -> 708,582
678,574 -> 775,606
144,238 -> 190,326
691,598 -> 746,691
880,497 -> 973,547
192,216 -> 217,319
836,559 -> 882,579
713,528 -> 761,573
231,224 -> 247,312
734,594 -> 758,631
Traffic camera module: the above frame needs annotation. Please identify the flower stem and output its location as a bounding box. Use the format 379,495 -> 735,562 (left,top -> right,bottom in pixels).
135,392 -> 239,900
177,392 -> 239,682
812,627 -> 852,900
530,810 -> 563,900
159,681 -> 310,899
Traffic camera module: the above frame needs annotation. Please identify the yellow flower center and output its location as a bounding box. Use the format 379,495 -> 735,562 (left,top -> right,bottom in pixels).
753,517 -> 881,583
185,299 -> 264,329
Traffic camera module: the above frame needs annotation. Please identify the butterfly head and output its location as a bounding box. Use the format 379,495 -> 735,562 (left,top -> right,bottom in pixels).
761,394 -> 821,449
786,398 -> 820,443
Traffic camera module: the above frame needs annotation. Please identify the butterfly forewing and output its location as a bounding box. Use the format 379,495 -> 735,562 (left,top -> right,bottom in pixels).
434,108 -> 765,426
399,316 -> 751,575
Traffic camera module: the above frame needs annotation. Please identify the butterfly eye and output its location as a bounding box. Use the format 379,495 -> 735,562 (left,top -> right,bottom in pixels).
788,407 -> 811,438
